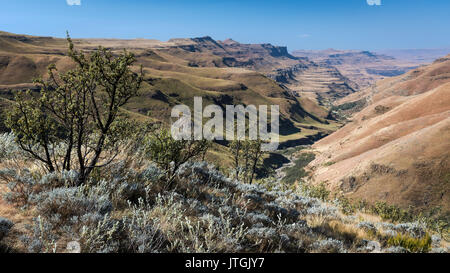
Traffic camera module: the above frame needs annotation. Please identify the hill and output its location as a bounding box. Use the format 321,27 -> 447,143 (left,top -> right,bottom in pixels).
0,31 -> 343,148
292,49 -> 434,89
307,56 -> 450,216
0,31 -> 448,254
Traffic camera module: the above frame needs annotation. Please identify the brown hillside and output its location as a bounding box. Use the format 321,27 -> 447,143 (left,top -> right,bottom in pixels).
308,58 -> 450,213
0,31 -> 342,148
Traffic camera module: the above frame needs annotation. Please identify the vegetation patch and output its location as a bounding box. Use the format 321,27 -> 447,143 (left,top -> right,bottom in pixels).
387,233 -> 432,253
281,153 -> 315,184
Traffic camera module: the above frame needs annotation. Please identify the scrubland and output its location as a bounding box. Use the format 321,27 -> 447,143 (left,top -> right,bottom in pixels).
0,133 -> 447,253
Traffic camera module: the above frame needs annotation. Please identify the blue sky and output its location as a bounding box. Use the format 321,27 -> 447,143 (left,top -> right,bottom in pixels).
1,0 -> 449,50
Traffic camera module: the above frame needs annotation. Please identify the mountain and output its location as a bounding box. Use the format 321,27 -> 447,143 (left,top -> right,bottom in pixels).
291,49 -> 435,89
274,63 -> 359,112
307,55 -> 450,214
1,31 -> 449,254
376,48 -> 450,64
0,31 -> 343,150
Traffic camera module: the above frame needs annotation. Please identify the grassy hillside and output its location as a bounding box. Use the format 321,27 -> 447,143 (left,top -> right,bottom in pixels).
0,133 -> 446,253
0,31 -> 342,153
308,55 -> 450,218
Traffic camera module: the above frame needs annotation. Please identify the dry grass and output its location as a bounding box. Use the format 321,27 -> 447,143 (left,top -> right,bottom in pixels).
0,185 -> 34,252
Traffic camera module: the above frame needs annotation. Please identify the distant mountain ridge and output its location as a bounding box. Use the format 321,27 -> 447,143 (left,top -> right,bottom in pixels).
376,48 -> 450,64
291,48 -> 450,89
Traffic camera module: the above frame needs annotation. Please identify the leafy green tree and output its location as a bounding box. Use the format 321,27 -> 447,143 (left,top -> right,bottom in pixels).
230,139 -> 264,184
6,34 -> 143,185
143,128 -> 210,189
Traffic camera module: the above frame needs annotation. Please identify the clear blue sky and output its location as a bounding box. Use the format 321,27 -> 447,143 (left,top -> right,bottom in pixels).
1,0 -> 449,50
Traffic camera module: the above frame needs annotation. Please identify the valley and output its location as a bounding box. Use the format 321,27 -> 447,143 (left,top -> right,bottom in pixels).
307,54 -> 450,216
0,30 -> 449,253
0,30 -> 448,194
0,31 -> 342,153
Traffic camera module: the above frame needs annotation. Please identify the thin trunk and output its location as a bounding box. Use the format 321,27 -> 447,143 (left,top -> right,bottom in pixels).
63,138 -> 73,171
249,143 -> 262,184
76,127 -> 86,185
43,139 -> 55,173
234,141 -> 241,179
78,132 -> 106,185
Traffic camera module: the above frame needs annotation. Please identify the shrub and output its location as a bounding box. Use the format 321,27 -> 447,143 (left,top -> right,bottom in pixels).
281,153 -> 315,184
393,222 -> 426,238
0,168 -> 36,207
263,202 -> 300,223
36,170 -> 79,190
0,217 -> 14,241
306,204 -> 337,218
384,246 -> 408,253
20,216 -> 58,253
198,210 -> 247,252
357,221 -> 378,235
175,161 -> 230,188
245,212 -> 273,225
0,169 -> 81,207
5,35 -> 142,184
230,140 -> 265,184
311,238 -> 345,253
431,234 -> 441,247
31,187 -> 112,227
120,201 -> 167,253
78,215 -> 122,253
372,201 -> 411,223
334,195 -> 356,215
246,227 -> 280,252
140,164 -> 166,184
0,133 -> 23,160
85,163 -> 153,209
387,233 -> 432,253
302,182 -> 330,202
143,128 -> 209,189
